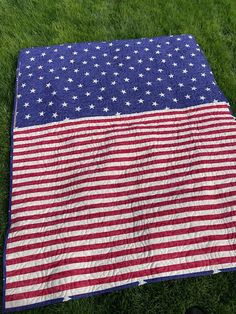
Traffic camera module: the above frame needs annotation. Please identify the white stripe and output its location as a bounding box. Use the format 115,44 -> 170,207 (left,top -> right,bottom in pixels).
6,239 -> 235,285
13,102 -> 230,136
12,152 -> 236,186
7,215 -> 236,258
13,124 -> 236,153
11,188 -> 236,221
13,160 -> 236,193
12,133 -> 236,162
11,171 -> 236,201
6,250 -> 236,297
6,261 -> 233,309
10,182 -> 236,211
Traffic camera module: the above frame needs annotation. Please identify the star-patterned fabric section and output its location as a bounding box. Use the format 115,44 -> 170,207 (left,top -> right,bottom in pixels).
15,34 -> 227,128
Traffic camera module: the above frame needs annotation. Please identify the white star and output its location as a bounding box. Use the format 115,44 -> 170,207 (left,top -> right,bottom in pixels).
37,98 -> 43,103
48,59 -> 53,63
175,47 -> 180,51
30,88 -> 36,93
111,97 -> 117,102
133,86 -> 138,91
124,77 -> 130,82
39,111 -> 45,116
191,77 -> 197,82
145,90 -> 151,95
51,90 -> 57,96
30,57 -> 35,61
156,50 -> 160,54
200,96 -> 206,100
84,48 -> 89,52
129,66 -> 134,70
152,101 -> 159,107
178,83 -> 184,87
68,78 -> 73,83
180,55 -> 185,59
139,73 -> 144,78
62,102 -> 68,107
77,84 -> 83,88
74,69 -> 79,73
39,76 -> 44,80
159,92 -> 165,97
59,56 -> 64,59
191,86 -> 197,91
185,94 -> 191,99
183,69 -> 188,74
21,83 -> 26,88
52,112 -> 58,118
115,112 -> 121,116
121,90 -> 126,94
48,101 -> 53,106
64,87 -> 69,91
94,63 -> 100,68
173,63 -> 177,67
158,69 -> 163,73
125,56 -> 131,60
84,72 -> 90,76
161,59 -> 166,63
62,67 -> 67,71
103,107 -> 109,112
205,87 -> 211,91
167,86 -> 172,91
98,96 -> 103,101
16,94 -> 22,99
93,79 -> 99,84
82,61 -> 88,64
202,64 -> 207,68
125,101 -> 131,106
111,81 -> 116,85
138,59 -> 143,64
118,63 -> 123,67
95,46 -> 101,50
149,57 -> 154,61
85,92 -> 91,96
25,50 -> 30,54
70,59 -> 75,64
89,104 -> 95,109
25,114 -> 31,119
146,81 -> 152,86
191,53 -> 196,57
75,106 -> 81,112
28,73 -> 33,77
113,72 -> 119,76
173,98 -> 178,103
138,99 -> 144,104
189,63 -> 194,67
145,67 -> 151,71
169,74 -> 174,78
38,65 -> 43,69
46,83 -> 51,88
100,87 -> 106,92
201,73 -> 206,77
157,77 -> 162,82
23,102 -> 29,107
101,71 -> 106,75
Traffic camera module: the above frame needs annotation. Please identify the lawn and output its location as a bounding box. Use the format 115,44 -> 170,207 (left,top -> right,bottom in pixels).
1,0 -> 236,313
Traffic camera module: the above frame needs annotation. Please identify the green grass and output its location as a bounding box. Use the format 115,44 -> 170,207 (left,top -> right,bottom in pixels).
1,0 -> 236,313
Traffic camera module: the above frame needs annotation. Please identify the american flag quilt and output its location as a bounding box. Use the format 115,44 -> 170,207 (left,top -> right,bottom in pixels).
3,34 -> 236,312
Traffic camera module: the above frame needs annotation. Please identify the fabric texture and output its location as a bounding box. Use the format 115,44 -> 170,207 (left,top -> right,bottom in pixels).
3,34 -> 236,312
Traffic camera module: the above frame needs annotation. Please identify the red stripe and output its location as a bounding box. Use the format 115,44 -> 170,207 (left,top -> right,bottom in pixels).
7,221 -> 236,266
11,197 -> 236,228
11,182 -> 236,215
11,175 -> 236,206
6,243 -> 236,289
13,133 -> 236,164
12,170 -> 236,198
12,152 -> 236,184
7,232 -> 236,277
13,104 -> 229,136
13,123 -> 236,150
10,188 -> 236,232
7,210 -> 236,252
13,115 -> 234,143
5,255 -> 236,301
12,141 -> 236,171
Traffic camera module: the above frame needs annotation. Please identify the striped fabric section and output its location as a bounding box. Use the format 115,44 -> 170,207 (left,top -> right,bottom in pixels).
5,102 -> 236,310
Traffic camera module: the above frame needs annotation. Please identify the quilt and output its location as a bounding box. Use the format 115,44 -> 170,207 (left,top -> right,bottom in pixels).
3,34 -> 236,312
